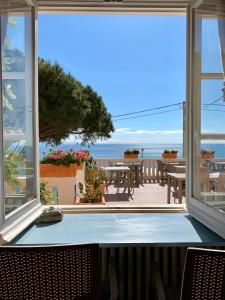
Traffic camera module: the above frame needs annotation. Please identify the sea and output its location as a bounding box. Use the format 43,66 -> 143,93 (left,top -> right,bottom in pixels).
39,143 -> 225,159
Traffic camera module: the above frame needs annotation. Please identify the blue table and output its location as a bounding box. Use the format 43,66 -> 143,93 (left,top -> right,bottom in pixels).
13,213 -> 225,247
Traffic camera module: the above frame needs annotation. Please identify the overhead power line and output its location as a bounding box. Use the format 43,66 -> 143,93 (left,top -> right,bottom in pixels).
202,95 -> 224,109
112,102 -> 183,118
113,107 -> 182,122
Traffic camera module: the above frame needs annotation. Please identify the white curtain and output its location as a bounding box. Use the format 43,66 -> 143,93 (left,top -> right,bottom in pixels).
217,0 -> 225,100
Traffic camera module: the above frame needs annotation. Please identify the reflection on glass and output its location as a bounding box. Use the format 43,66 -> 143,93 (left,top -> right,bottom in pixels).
193,0 -> 225,213
202,19 -> 223,73
201,79 -> 225,133
1,12 -> 36,215
194,141 -> 225,212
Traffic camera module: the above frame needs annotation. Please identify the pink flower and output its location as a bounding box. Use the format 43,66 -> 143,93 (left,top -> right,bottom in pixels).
53,155 -> 60,160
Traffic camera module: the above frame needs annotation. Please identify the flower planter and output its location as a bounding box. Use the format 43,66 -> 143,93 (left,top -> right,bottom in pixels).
201,153 -> 214,160
170,152 -> 178,159
124,154 -> 139,159
86,183 -> 106,194
75,196 -> 106,205
162,153 -> 177,159
40,163 -> 84,177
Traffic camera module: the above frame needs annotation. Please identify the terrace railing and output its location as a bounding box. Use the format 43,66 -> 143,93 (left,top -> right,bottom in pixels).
95,158 -> 160,182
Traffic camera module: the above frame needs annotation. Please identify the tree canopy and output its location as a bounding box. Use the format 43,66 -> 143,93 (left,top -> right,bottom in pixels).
39,59 -> 114,145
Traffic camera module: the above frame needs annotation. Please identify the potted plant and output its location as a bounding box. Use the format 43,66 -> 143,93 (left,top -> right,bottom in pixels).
201,149 -> 214,160
76,168 -> 106,204
162,149 -> 171,159
40,148 -> 92,177
170,150 -> 178,159
124,149 -> 140,159
162,149 -> 178,159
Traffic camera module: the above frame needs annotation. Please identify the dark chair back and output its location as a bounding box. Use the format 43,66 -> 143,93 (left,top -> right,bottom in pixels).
181,248 -> 225,300
0,244 -> 100,300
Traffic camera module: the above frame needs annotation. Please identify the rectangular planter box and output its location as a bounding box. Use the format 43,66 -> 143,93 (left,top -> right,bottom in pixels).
162,153 -> 177,159
40,163 -> 84,177
201,153 -> 214,160
124,154 -> 138,159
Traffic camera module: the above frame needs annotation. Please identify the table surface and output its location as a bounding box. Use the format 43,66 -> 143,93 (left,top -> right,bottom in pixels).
102,166 -> 130,171
13,213 -> 225,247
167,172 -> 220,180
167,173 -> 186,180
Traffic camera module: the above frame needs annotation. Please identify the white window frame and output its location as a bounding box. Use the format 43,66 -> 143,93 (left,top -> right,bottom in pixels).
0,2 -> 41,243
187,0 -> 225,239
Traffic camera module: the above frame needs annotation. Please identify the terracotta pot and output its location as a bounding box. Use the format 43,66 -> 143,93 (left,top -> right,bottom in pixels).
86,183 -> 106,194
40,163 -> 84,177
201,153 -> 214,160
170,152 -> 178,159
162,153 -> 171,159
75,196 -> 106,205
124,154 -> 138,159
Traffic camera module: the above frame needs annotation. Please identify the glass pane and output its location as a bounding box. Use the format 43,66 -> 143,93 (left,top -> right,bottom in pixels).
201,79 -> 225,134
202,18 -> 223,73
1,11 -> 36,215
192,0 -> 225,211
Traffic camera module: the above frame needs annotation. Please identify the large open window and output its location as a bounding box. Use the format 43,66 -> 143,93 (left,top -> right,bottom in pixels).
188,0 -> 225,238
0,0 -> 40,242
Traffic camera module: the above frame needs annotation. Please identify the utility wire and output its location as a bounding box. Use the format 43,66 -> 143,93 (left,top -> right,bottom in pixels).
113,107 -> 182,122
112,102 -> 183,118
202,95 -> 224,109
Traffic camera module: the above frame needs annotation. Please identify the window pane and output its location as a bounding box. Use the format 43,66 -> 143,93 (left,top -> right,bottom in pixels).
201,79 -> 225,134
1,12 -> 36,215
192,0 -> 225,215
202,19 -> 223,73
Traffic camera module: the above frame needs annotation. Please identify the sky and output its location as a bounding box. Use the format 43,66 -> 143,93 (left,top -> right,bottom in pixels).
38,14 -> 224,144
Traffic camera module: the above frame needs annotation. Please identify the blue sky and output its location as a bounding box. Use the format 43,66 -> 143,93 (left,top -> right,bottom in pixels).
38,14 -> 224,144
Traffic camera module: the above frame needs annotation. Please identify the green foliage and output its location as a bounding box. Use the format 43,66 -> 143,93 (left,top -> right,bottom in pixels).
4,147 -> 25,191
78,168 -> 106,203
39,59 -> 114,145
40,181 -> 51,205
124,149 -> 140,155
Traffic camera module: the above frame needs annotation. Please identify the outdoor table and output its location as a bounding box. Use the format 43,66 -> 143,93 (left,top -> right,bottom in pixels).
167,173 -> 185,204
167,172 -> 221,204
115,162 -> 141,186
174,165 -> 186,173
13,213 -> 225,247
101,166 -> 131,194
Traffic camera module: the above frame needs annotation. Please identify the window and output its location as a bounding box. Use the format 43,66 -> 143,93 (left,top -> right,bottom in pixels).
188,0 -> 225,238
0,0 -> 40,242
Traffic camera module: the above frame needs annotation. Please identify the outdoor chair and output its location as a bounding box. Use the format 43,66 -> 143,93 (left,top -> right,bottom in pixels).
139,160 -> 144,184
0,244 -> 100,300
157,160 -> 166,184
153,247 -> 225,300
216,172 -> 225,192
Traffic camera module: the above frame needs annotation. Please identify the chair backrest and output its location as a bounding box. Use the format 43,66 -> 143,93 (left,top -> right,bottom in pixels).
157,160 -> 164,172
181,248 -> 225,300
200,172 -> 210,192
0,244 -> 100,300
216,173 -> 225,192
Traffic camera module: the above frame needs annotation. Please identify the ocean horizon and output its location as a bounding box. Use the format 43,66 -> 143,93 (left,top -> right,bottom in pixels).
39,142 -> 225,159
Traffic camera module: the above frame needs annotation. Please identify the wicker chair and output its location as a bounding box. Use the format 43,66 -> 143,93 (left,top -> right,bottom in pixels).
153,247 -> 225,300
181,248 -> 225,300
0,244 -> 100,300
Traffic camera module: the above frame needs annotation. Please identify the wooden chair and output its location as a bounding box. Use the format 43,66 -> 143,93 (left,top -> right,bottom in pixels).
0,244 -> 100,300
157,160 -> 166,183
216,172 -> 225,192
153,247 -> 225,300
